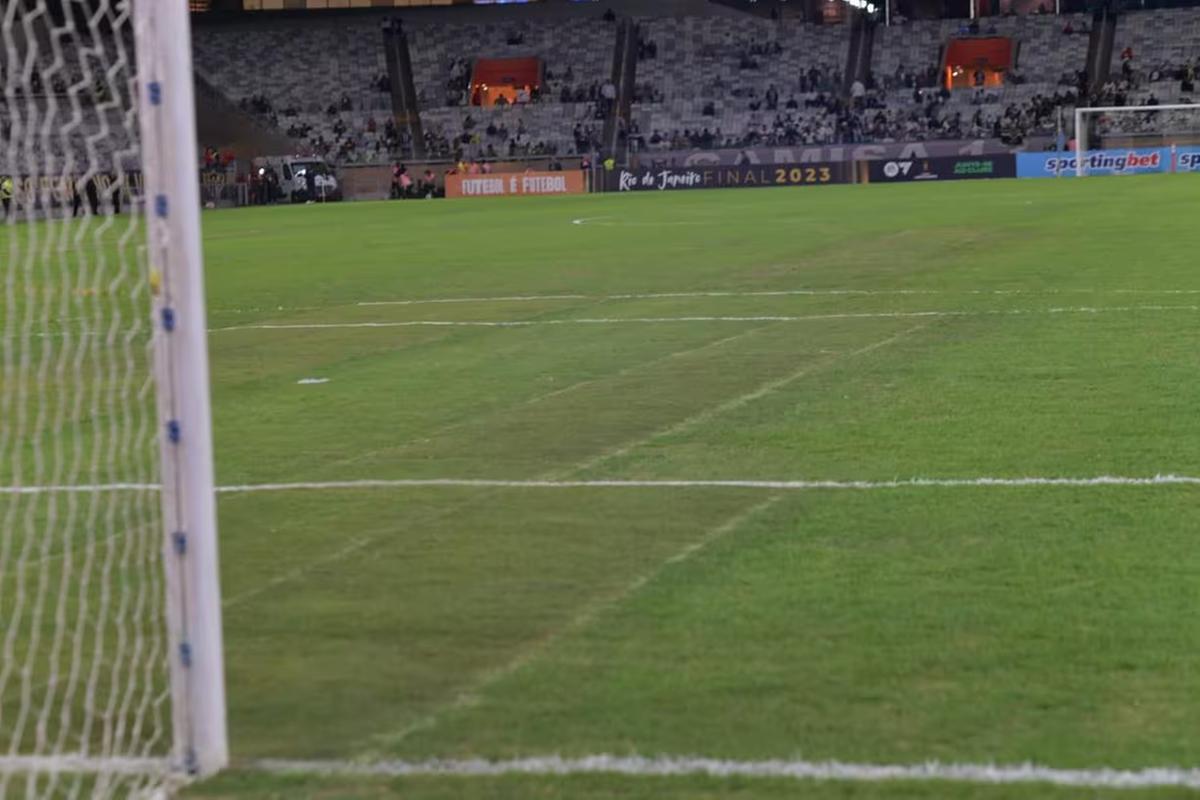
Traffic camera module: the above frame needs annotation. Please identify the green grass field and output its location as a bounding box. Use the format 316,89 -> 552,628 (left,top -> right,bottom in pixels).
7,174 -> 1200,798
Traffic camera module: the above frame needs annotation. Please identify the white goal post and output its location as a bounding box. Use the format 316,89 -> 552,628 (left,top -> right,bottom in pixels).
133,0 -> 229,781
0,0 -> 227,793
1074,103 -> 1200,177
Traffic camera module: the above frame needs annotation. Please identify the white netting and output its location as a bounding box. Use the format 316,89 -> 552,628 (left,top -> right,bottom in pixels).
1,1 -> 175,797
1088,103 -> 1200,139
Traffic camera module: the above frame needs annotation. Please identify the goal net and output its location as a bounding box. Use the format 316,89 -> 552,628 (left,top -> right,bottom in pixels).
1074,103 -> 1200,177
0,1 -> 226,797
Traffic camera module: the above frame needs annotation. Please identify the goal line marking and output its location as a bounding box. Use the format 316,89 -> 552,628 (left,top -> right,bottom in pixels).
0,754 -> 171,777
211,305 -> 1200,333
6,475 -> 1200,496
247,754 -> 1200,790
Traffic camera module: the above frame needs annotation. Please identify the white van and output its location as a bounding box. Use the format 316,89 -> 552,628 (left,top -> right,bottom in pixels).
256,156 -> 341,202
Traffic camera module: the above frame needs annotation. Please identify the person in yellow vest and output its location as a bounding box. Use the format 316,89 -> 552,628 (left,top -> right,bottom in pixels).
0,175 -> 13,218
603,156 -> 616,173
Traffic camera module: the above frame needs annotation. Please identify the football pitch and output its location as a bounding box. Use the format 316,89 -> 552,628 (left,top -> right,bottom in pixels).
13,174 -> 1200,798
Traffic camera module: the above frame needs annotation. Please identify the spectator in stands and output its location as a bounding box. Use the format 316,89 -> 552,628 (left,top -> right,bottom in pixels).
851,79 -> 866,108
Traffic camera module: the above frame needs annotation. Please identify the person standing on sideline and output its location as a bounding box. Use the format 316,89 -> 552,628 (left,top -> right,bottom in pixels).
0,175 -> 13,218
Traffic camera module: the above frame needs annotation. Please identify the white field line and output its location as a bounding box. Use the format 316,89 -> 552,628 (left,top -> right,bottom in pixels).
0,483 -> 158,495
209,306 -> 1200,333
247,754 -> 1200,790
220,326 -> 784,608
371,496 -> 782,750
354,288 -> 1200,307
7,475 -> 1200,497
0,754 -> 170,776
359,293 -> 590,306
571,216 -> 706,226
213,475 -> 1200,492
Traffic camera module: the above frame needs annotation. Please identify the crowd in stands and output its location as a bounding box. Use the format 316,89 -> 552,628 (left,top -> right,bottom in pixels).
1087,46 -> 1200,135
236,84 -> 408,163
186,6 -> 1200,170
419,109 -> 603,161
1092,46 -> 1198,106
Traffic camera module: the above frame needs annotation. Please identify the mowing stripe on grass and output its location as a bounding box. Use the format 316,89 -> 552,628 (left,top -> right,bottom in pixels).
571,322 -> 928,475
210,305 -> 1200,333
372,497 -> 783,749
9,475 -> 1200,496
247,754 -> 1200,790
327,326 -> 768,472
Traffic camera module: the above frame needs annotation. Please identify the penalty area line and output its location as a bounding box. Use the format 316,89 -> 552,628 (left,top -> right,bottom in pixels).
210,306 -> 1200,333
7,475 -> 1200,496
246,754 -> 1200,790
356,289 -> 1200,307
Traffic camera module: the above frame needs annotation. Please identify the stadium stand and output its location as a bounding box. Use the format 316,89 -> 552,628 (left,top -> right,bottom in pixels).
619,12 -> 1091,151
0,29 -> 138,171
839,14 -> 1088,146
630,16 -> 848,149
1106,8 -> 1200,104
191,18 -> 404,162
1089,8 -> 1200,137
172,6 -> 1200,166
405,18 -> 618,157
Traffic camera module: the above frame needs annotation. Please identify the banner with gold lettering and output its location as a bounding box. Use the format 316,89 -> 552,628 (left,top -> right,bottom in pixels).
606,162 -> 851,192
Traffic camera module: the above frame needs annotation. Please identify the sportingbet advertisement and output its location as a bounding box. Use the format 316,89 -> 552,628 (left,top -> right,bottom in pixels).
1017,147 -> 1200,178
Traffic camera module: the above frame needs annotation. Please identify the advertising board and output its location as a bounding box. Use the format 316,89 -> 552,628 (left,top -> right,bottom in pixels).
606,162 -> 851,192
865,155 -> 1016,183
1015,147 -> 1200,177
445,170 -> 586,199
